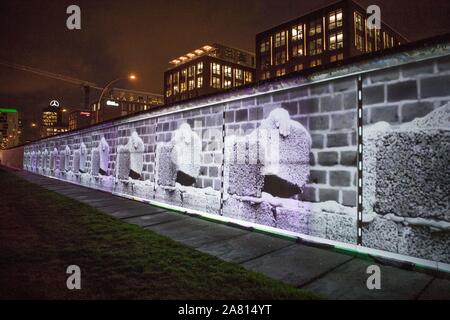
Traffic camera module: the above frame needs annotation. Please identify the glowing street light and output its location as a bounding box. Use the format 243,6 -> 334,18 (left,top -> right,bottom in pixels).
97,74 -> 138,112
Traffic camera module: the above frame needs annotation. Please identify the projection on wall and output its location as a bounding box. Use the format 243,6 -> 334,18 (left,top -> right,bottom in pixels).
22,65 -> 450,267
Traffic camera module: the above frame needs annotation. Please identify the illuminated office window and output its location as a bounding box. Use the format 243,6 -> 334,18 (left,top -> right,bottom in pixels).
211,63 -> 221,75
235,69 -> 243,80
310,59 -> 322,67
188,65 -> 195,77
292,43 -> 304,57
260,39 -> 270,52
188,79 -> 195,90
329,32 -> 343,50
275,51 -> 286,65
294,64 -> 304,71
309,19 -> 322,36
180,82 -> 186,93
197,62 -> 203,74
261,71 -> 270,80
355,34 -> 364,51
309,38 -> 323,55
274,31 -> 286,47
223,66 -> 232,78
223,79 -> 232,89
292,24 -> 303,41
197,76 -> 203,88
244,71 -> 252,83
328,9 -> 343,29
276,68 -> 286,77
354,12 -> 363,31
212,77 -> 221,88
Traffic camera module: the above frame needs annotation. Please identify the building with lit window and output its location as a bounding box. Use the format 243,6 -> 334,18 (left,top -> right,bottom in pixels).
90,88 -> 163,125
0,109 -> 21,149
41,104 -> 68,138
255,0 -> 407,80
164,44 -> 255,104
68,110 -> 92,131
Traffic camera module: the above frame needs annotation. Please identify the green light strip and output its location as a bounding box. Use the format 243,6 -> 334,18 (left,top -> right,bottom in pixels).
0,108 -> 18,113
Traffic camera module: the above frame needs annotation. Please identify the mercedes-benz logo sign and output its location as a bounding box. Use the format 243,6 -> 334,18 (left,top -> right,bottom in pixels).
50,100 -> 60,107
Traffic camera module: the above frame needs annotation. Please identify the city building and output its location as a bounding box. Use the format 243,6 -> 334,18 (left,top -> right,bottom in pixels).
90,88 -> 163,125
41,103 -> 68,138
255,0 -> 408,80
68,110 -> 92,131
164,44 -> 255,104
0,109 -> 21,149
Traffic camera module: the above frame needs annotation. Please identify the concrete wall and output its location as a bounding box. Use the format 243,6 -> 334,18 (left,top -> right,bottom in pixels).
12,40 -> 450,266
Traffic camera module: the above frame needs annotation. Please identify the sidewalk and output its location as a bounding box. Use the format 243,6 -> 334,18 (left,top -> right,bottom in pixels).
14,170 -> 450,300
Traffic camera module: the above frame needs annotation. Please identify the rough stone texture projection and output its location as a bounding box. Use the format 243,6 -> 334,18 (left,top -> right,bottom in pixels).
73,150 -> 80,173
258,108 -> 311,194
79,142 -> 87,173
99,137 -> 110,174
172,123 -> 202,182
362,55 -> 450,265
128,131 -> 145,177
64,146 -> 70,171
225,135 -> 264,197
116,146 -> 130,180
91,148 -> 100,176
155,144 -> 176,186
376,130 -> 450,220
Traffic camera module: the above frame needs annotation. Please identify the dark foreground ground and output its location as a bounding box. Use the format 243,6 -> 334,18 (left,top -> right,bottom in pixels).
0,168 -> 319,299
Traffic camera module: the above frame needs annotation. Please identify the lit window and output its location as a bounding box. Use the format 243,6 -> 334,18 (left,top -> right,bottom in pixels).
260,71 -> 270,80
260,39 -> 270,53
223,80 -> 232,89
309,38 -> 323,55
292,43 -> 304,57
294,64 -> 303,71
291,25 -> 303,41
355,34 -> 364,51
328,9 -> 343,30
275,51 -> 286,65
223,66 -> 232,78
354,12 -> 363,31
212,77 -> 221,88
260,56 -> 271,69
329,32 -> 343,50
181,69 -> 187,79
310,59 -> 322,67
197,62 -> 203,74
235,69 -> 243,80
276,68 -> 286,77
309,19 -> 322,36
180,82 -> 187,93
244,71 -> 252,83
188,79 -> 195,90
188,66 -> 195,77
211,63 -> 221,75
197,77 -> 203,88
274,31 -> 286,47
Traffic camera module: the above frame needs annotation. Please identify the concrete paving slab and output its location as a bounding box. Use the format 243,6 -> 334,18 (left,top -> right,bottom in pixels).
242,245 -> 354,287
145,218 -> 247,248
418,278 -> 450,300
302,258 -> 433,300
124,211 -> 190,227
109,205 -> 168,219
197,232 -> 293,263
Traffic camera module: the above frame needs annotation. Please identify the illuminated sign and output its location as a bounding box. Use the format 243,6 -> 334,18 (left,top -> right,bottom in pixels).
49,100 -> 60,107
106,100 -> 119,106
79,112 -> 91,116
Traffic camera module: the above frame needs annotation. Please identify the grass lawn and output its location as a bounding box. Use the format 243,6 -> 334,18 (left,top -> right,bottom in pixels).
0,168 -> 321,299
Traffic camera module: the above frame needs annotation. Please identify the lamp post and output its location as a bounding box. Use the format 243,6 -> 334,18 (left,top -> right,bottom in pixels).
95,74 -> 136,123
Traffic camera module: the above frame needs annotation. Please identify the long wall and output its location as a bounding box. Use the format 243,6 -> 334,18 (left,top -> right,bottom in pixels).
10,39 -> 450,269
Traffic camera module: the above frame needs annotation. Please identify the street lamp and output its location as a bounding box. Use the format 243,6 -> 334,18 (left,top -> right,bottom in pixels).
97,74 -> 137,110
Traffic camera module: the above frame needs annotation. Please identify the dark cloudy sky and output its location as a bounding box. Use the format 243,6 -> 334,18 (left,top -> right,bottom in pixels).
1,0 -> 449,139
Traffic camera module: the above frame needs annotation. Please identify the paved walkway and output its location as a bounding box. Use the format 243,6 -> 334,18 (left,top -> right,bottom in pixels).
14,170 -> 450,300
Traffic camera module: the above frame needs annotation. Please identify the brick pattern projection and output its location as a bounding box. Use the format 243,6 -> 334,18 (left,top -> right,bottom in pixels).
22,46 -> 450,265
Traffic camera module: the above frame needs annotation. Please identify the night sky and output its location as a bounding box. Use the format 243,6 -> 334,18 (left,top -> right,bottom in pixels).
1,0 -> 449,140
